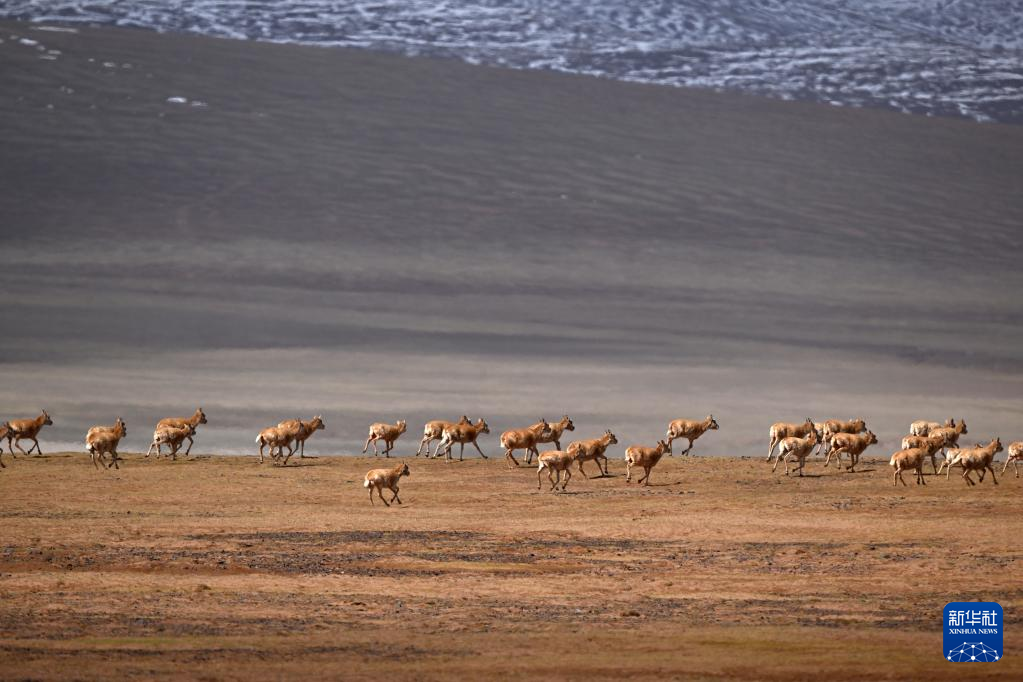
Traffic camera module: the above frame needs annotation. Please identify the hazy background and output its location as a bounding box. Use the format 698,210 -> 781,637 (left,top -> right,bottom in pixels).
1,21 -> 1022,455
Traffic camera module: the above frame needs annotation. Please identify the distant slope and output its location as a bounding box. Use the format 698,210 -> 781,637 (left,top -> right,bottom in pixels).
3,1 -> 1023,123
0,21 -> 1021,454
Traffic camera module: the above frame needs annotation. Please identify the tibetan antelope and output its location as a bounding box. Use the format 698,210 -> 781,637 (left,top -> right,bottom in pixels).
928,419 -> 968,451
825,430 -> 877,472
255,424 -> 297,464
816,418 -> 866,457
8,410 -> 53,456
363,419 -> 407,457
767,418 -> 814,462
148,423 -> 196,461
416,415 -> 470,456
624,439 -> 671,486
525,415 -> 575,463
772,429 -> 818,477
948,438 -> 1003,486
537,450 -> 576,492
500,419 -> 552,467
666,414 -> 718,456
890,447 -> 928,486
435,418 -> 489,461
1002,441 -> 1023,478
364,462 -> 409,506
86,418 -> 127,469
909,418 -> 954,437
0,422 -> 10,466
279,416 -> 325,458
901,433 -> 947,475
0,422 -> 9,468
567,429 -> 618,478
153,408 -> 207,457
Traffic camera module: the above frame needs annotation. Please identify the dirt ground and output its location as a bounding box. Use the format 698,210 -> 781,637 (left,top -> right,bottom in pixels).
0,450 -> 1019,680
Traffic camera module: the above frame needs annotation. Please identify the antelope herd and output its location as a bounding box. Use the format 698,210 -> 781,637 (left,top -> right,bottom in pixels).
0,408 -> 1020,501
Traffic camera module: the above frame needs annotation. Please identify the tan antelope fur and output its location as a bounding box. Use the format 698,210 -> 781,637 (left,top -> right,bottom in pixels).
500,419 -> 552,467
364,461 -> 410,506
435,418 -> 490,461
948,438 -> 1003,486
900,433 -> 947,475
148,423 -> 196,461
567,429 -> 618,478
767,418 -> 814,461
624,439 -> 671,486
86,418 -> 127,470
537,450 -> 577,491
909,418 -> 954,437
363,419 -> 406,457
928,419 -> 968,450
277,415 -> 325,459
8,410 -> 53,456
275,416 -> 325,458
525,415 -> 575,463
1002,441 -> 1023,477
0,422 -> 10,466
816,418 -> 866,456
0,422 -> 10,468
666,415 -> 719,456
825,430 -> 877,472
416,415 -> 470,456
153,408 -> 207,457
772,429 -> 819,477
255,424 -> 297,464
890,447 -> 929,486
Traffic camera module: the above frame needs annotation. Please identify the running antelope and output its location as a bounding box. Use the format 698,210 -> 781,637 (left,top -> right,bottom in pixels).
417,415 -> 470,456
666,415 -> 719,456
363,419 -> 407,457
500,419 -> 552,467
567,429 -> 618,478
153,408 -> 207,457
772,429 -> 818,477
364,462 -> 410,506
624,439 -> 671,486
909,418 -> 954,437
255,424 -> 296,464
8,410 -> 53,456
948,438 -> 1003,486
279,416 -> 325,458
86,418 -> 127,470
435,418 -> 489,461
525,415 -> 575,463
767,418 -> 814,462
928,419 -> 968,451
537,450 -> 576,492
1002,441 -> 1023,477
901,433 -> 947,475
0,422 -> 10,468
825,430 -> 877,472
0,422 -> 10,463
816,418 -> 866,456
148,423 -> 196,461
890,447 -> 928,486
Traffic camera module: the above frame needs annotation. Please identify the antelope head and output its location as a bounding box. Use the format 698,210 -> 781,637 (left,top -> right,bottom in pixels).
605,430 -> 618,445
42,410 -> 53,426
562,415 -> 575,431
707,414 -> 719,430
